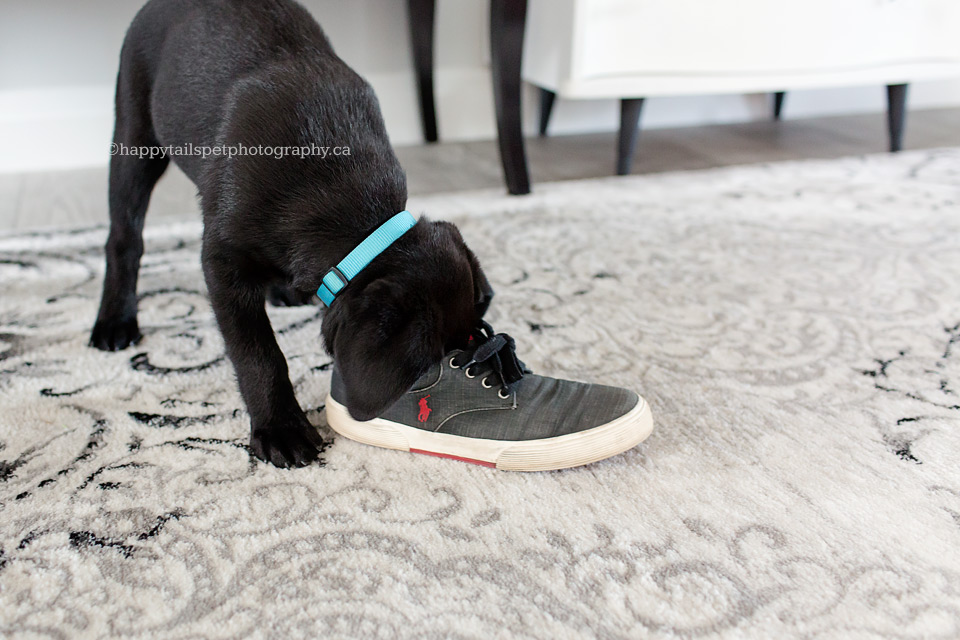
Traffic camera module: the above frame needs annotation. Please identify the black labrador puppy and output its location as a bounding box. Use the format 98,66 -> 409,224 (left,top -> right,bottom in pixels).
90,0 -> 492,467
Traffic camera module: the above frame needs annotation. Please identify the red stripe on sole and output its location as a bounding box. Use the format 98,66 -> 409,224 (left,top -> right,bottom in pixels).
409,448 -> 497,468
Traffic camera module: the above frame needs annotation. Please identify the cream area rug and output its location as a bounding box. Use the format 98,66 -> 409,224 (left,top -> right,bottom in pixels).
1,149 -> 959,639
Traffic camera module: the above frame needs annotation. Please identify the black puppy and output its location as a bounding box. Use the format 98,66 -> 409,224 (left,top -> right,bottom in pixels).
90,0 -> 492,467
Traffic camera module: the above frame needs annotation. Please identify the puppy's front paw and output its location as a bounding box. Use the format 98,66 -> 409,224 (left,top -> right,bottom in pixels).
250,416 -> 327,468
90,316 -> 142,351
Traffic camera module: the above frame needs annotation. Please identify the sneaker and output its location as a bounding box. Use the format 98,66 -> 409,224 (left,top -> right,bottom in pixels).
325,322 -> 653,471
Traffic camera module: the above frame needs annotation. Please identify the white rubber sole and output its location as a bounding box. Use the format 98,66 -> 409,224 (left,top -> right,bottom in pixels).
324,395 -> 653,472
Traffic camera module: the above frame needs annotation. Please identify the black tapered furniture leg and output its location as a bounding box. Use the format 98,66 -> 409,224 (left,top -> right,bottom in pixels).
886,83 -> 908,152
773,91 -> 786,121
538,88 -> 556,137
407,0 -> 438,142
616,98 -> 645,176
491,0 -> 530,195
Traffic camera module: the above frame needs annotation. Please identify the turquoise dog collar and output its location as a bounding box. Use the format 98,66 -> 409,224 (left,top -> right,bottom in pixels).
317,210 -> 417,306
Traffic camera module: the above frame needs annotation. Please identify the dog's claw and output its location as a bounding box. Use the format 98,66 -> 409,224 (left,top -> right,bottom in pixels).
250,417 -> 326,468
90,317 -> 142,351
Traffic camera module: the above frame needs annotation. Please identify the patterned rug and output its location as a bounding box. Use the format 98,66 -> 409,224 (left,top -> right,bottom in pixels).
2,148 -> 960,639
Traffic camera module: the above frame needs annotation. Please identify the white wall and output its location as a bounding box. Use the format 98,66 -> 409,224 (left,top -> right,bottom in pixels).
2,0 -> 960,173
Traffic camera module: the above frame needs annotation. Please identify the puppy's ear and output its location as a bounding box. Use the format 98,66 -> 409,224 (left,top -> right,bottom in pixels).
433,220 -> 493,318
465,246 -> 494,318
322,280 -> 441,421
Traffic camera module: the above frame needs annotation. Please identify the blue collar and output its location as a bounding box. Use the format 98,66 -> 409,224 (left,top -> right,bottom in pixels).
316,210 -> 417,306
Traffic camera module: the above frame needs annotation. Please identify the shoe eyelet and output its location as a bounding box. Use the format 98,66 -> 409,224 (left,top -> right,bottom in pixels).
464,366 -> 476,379
498,389 -> 510,400
449,357 -> 460,369
481,377 -> 492,389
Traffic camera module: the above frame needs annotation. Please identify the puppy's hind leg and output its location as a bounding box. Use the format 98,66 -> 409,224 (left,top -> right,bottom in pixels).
267,283 -> 318,307
90,51 -> 169,351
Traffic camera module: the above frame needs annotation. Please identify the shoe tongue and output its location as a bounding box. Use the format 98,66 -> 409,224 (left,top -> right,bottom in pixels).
440,323 -> 531,393
472,333 -> 508,363
495,345 -> 526,387
464,330 -> 526,388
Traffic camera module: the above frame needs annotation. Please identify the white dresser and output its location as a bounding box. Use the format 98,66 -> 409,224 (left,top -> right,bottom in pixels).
522,0 -> 960,173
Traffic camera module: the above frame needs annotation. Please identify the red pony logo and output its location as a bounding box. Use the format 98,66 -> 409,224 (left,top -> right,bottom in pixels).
417,395 -> 432,423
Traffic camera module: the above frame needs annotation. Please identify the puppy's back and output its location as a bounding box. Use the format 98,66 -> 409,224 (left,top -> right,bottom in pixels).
122,0 -> 340,179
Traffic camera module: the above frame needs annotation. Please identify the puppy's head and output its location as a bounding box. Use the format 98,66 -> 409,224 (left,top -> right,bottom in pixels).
321,219 -> 492,420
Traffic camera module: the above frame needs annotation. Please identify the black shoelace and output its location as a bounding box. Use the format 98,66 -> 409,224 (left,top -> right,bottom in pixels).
450,320 -> 530,397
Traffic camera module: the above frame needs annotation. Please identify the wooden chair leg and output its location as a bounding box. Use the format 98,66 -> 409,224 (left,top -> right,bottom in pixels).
616,98 -> 645,176
490,0 -> 531,195
886,83 -> 908,152
538,88 -> 556,137
407,0 -> 438,142
773,92 -> 786,121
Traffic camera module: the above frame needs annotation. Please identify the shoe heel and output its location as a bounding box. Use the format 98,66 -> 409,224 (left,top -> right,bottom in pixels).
325,396 -> 410,451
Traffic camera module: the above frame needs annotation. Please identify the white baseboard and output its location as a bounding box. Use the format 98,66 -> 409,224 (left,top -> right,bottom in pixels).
0,87 -> 116,174
2,72 -> 959,174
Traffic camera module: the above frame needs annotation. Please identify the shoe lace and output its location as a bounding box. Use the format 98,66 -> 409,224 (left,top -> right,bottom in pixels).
451,320 -> 530,397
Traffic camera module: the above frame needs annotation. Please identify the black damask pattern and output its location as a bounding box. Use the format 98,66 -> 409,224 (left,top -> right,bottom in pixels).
1,150 -> 960,638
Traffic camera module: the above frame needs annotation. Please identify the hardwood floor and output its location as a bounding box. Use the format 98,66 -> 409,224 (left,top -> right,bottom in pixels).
1,107 -> 958,232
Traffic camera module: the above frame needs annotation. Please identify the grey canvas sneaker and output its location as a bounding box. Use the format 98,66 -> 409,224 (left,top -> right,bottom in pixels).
325,322 -> 653,471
